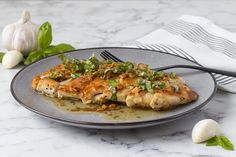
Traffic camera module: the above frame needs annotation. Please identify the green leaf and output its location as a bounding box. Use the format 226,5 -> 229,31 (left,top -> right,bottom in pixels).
43,45 -> 58,55
0,52 -> 5,63
24,44 -> 74,65
217,136 -> 234,151
23,21 -> 75,65
55,43 -> 75,53
205,136 -> 234,151
38,22 -> 52,49
24,50 -> 44,65
206,136 -> 218,146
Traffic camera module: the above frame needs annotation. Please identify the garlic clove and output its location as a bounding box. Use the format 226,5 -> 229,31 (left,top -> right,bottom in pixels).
192,119 -> 221,144
2,50 -> 23,69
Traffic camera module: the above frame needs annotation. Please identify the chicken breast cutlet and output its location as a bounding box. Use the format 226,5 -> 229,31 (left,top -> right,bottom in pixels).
32,55 -> 198,111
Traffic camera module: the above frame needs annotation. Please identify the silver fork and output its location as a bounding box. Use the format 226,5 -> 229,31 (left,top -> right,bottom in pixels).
100,50 -> 236,77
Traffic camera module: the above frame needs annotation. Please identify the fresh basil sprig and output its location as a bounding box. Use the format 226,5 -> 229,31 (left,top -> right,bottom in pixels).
206,136 -> 234,151
0,52 -> 5,63
38,21 -> 52,49
24,22 -> 75,65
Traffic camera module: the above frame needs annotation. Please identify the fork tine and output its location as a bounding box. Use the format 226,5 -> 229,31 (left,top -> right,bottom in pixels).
104,50 -> 124,62
100,52 -> 110,61
101,51 -> 119,62
101,51 -> 114,61
101,50 -> 124,62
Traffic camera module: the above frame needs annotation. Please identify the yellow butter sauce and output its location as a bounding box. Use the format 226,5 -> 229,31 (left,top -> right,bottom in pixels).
45,97 -> 163,121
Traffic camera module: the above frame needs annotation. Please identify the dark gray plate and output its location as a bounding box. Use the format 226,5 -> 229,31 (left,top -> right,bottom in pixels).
11,47 -> 216,129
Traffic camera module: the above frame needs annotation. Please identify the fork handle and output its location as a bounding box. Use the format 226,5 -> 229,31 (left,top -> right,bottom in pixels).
152,65 -> 236,77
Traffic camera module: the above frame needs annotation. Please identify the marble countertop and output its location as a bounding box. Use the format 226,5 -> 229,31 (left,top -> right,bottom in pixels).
0,0 -> 236,156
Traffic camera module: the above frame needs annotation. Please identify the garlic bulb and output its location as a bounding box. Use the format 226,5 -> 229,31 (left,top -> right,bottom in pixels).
2,50 -> 23,69
192,119 -> 221,143
2,10 -> 39,56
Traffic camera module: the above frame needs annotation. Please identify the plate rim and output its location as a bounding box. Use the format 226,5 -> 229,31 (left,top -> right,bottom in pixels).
10,47 -> 217,127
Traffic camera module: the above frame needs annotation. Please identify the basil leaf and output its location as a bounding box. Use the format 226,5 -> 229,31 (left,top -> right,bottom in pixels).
0,52 -> 5,63
38,22 -> 52,49
55,43 -> 75,53
43,45 -> 58,55
24,50 -> 44,65
206,136 -> 234,151
217,136 -> 234,151
44,44 -> 75,56
24,22 -> 75,65
206,136 -> 218,146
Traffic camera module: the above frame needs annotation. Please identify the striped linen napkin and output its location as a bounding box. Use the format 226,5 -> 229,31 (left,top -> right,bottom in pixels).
133,15 -> 236,93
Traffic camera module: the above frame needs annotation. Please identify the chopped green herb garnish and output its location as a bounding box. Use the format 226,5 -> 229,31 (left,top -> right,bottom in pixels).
138,78 -> 155,92
112,62 -> 134,74
138,78 -> 146,90
169,72 -> 176,79
145,80 -> 153,93
55,54 -> 178,93
75,61 -> 84,71
126,62 -> 134,72
137,70 -> 148,77
71,73 -> 81,79
109,79 -> 117,101
100,59 -> 113,64
84,55 -> 99,73
49,69 -> 64,81
153,71 -> 165,79
58,54 -> 68,63
153,81 -> 166,89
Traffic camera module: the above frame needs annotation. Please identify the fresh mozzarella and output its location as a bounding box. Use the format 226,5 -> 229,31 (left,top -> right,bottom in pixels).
192,119 -> 220,143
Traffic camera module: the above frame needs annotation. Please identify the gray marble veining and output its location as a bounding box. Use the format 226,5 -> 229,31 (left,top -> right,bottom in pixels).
0,0 -> 236,157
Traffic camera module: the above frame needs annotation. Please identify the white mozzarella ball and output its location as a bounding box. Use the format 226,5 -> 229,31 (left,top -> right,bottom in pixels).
192,119 -> 220,143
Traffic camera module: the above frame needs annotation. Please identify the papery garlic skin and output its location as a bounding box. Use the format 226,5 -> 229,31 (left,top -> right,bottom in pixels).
2,50 -> 23,69
2,10 -> 39,56
192,119 -> 221,144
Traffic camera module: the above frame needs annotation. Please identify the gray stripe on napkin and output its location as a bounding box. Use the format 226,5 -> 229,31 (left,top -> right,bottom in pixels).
163,20 -> 236,59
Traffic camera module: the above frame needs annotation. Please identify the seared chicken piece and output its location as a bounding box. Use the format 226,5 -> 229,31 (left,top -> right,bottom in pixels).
32,55 -> 198,111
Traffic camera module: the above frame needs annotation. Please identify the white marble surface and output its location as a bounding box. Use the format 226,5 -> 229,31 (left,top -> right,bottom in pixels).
0,0 -> 236,156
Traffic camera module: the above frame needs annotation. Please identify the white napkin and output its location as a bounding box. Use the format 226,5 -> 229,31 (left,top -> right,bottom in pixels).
133,15 -> 236,93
